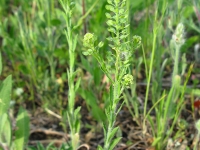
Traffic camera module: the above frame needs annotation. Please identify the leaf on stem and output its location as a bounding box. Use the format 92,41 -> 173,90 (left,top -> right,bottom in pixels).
14,107 -> 30,150
109,137 -> 121,150
0,75 -> 12,116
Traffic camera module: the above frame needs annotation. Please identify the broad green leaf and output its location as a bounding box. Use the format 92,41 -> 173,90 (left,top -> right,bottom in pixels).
53,48 -> 67,59
106,20 -> 115,26
0,75 -> 12,115
105,5 -> 115,12
3,116 -> 11,146
192,88 -> 200,96
50,19 -> 61,26
0,114 -> 7,142
108,27 -> 116,34
119,8 -> 125,14
78,89 -> 106,121
14,107 -> 30,150
0,113 -> 11,145
105,13 -> 112,18
18,64 -> 29,75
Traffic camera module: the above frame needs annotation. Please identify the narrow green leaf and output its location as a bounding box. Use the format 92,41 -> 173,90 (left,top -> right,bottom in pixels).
74,106 -> 81,117
0,53 -> 2,75
74,107 -> 81,132
97,145 -> 103,150
0,75 -> 12,115
37,142 -> 45,150
72,34 -> 78,52
46,142 -> 55,150
0,114 -> 7,141
109,137 -> 121,150
116,100 -> 125,115
0,113 -> 11,145
74,77 -> 81,92
108,127 -> 119,142
152,137 -> 162,146
4,116 -> 11,146
102,122 -> 107,138
14,107 -> 30,150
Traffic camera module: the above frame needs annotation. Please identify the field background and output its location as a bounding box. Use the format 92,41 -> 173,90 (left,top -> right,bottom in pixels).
0,0 -> 200,149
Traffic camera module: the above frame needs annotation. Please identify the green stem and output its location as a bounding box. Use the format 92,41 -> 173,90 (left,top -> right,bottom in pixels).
104,121 -> 113,149
103,2 -> 122,149
172,44 -> 180,84
143,28 -> 157,122
143,1 -> 161,129
67,33 -> 76,117
59,0 -> 79,149
104,83 -> 119,150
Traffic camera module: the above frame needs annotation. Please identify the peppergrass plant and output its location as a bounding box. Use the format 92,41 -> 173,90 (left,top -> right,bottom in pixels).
83,0 -> 141,149
59,0 -> 81,149
2,0 -> 200,149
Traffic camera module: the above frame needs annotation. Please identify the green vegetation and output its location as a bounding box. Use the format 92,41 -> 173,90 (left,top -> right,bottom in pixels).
1,0 -> 200,149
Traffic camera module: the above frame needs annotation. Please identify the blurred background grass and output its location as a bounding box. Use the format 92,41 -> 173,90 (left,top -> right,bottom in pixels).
0,1 -> 200,148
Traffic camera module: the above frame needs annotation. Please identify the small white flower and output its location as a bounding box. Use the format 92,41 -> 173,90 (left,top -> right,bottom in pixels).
15,88 -> 24,96
10,100 -> 15,107
172,23 -> 185,46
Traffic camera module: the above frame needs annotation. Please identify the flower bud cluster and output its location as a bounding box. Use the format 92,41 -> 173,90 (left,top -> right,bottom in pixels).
172,23 -> 185,46
83,33 -> 97,48
122,74 -> 133,86
132,35 -> 142,49
83,33 -> 104,56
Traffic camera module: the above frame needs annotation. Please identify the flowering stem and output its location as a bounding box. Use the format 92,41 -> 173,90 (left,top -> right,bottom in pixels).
172,44 -> 180,85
